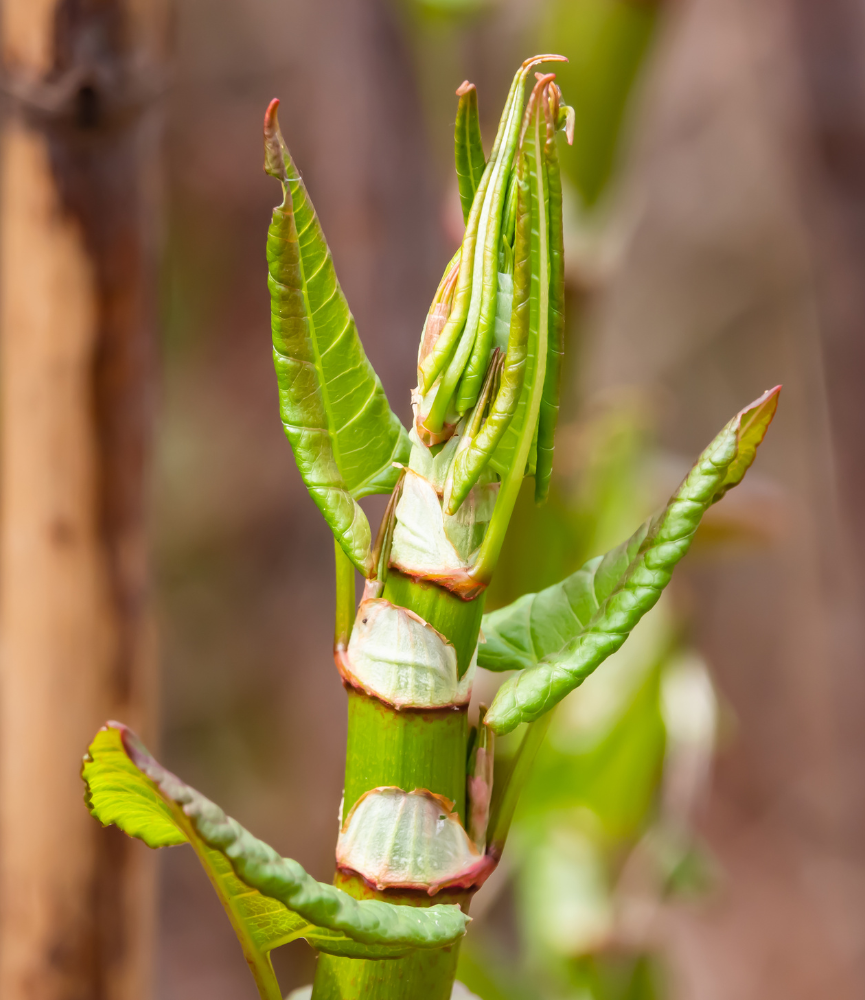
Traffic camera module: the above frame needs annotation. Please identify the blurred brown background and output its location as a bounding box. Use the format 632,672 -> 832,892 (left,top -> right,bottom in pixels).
2,0 -> 864,997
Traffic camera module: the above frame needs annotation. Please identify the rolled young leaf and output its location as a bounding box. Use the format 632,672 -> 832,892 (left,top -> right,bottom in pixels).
482,387 -> 781,734
444,156 -> 532,515
486,76 -> 552,483
419,56 -> 564,409
535,85 -> 567,503
466,76 -> 555,590
454,82 -> 486,225
83,723 -> 470,961
264,100 -> 410,575
455,59 -> 565,417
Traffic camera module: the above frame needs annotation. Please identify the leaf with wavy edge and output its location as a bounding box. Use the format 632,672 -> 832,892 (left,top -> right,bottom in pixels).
483,387 -> 781,734
83,723 -> 470,969
455,81 -> 486,225
336,787 -> 495,894
264,100 -> 410,575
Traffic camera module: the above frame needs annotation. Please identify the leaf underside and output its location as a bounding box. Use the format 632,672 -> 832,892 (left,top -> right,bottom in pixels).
482,387 -> 781,734
83,723 -> 469,959
265,101 -> 410,575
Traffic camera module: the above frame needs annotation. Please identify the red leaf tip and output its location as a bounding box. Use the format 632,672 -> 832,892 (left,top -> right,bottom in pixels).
521,53 -> 568,69
264,98 -> 280,135
456,80 -> 475,97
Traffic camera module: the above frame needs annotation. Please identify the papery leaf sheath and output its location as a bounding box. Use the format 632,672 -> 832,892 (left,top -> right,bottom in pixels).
265,100 -> 410,574
455,82 -> 486,225
482,388 -> 781,733
83,723 -> 470,956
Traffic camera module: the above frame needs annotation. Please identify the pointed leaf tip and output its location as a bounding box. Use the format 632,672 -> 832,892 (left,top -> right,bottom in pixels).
481,388 -> 781,733
521,53 -> 568,68
714,385 -> 781,503
263,99 -> 287,182
264,97 -> 280,130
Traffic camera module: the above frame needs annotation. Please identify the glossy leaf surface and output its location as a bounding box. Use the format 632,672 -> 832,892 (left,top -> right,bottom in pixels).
83,724 -> 470,957
265,100 -> 410,574
482,388 -> 781,733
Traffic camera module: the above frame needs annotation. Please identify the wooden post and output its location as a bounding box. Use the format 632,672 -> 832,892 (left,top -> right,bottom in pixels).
0,2 -> 167,997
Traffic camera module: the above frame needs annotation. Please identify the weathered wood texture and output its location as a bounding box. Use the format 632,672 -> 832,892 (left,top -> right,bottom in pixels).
0,1 -> 167,997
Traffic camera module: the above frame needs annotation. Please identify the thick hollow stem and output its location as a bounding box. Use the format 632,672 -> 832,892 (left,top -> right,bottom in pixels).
313,572 -> 485,999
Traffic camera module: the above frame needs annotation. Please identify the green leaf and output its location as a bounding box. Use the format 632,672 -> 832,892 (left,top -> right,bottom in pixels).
443,155 -> 532,515
487,83 -> 551,482
264,100 -> 410,575
83,724 -> 470,969
455,82 -> 486,225
535,90 -> 566,504
482,387 -> 781,733
470,76 -> 554,588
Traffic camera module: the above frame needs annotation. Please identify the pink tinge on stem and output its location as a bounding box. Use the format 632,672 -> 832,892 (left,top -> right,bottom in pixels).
336,786 -> 497,895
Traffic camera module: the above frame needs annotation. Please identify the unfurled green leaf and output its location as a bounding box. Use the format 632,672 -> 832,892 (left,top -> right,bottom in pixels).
264,100 -> 410,575
482,387 -> 781,733
455,82 -> 486,225
83,724 -> 470,963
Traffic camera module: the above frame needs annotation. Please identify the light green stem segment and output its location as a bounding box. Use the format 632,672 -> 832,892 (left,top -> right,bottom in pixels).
334,539 -> 356,651
313,874 -> 465,1000
487,712 -> 553,858
313,935 -> 460,1000
200,876 -> 284,1000
313,571 -> 484,1000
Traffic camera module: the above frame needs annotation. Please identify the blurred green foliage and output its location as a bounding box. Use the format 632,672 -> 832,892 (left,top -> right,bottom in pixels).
459,399 -> 719,1000
538,0 -> 658,208
417,4 -> 718,997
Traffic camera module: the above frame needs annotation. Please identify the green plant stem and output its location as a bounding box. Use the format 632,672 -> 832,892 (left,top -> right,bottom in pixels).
312,571 -> 485,1000
343,691 -> 468,821
334,539 -> 356,652
313,874 -> 467,1000
486,712 -> 553,859
185,817 -> 284,1000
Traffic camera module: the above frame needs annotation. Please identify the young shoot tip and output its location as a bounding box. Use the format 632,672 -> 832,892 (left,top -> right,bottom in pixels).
456,80 -> 476,97
263,98 -> 289,183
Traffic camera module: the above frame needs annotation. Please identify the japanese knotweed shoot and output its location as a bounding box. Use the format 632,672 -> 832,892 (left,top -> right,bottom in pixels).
82,54 -> 780,1000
